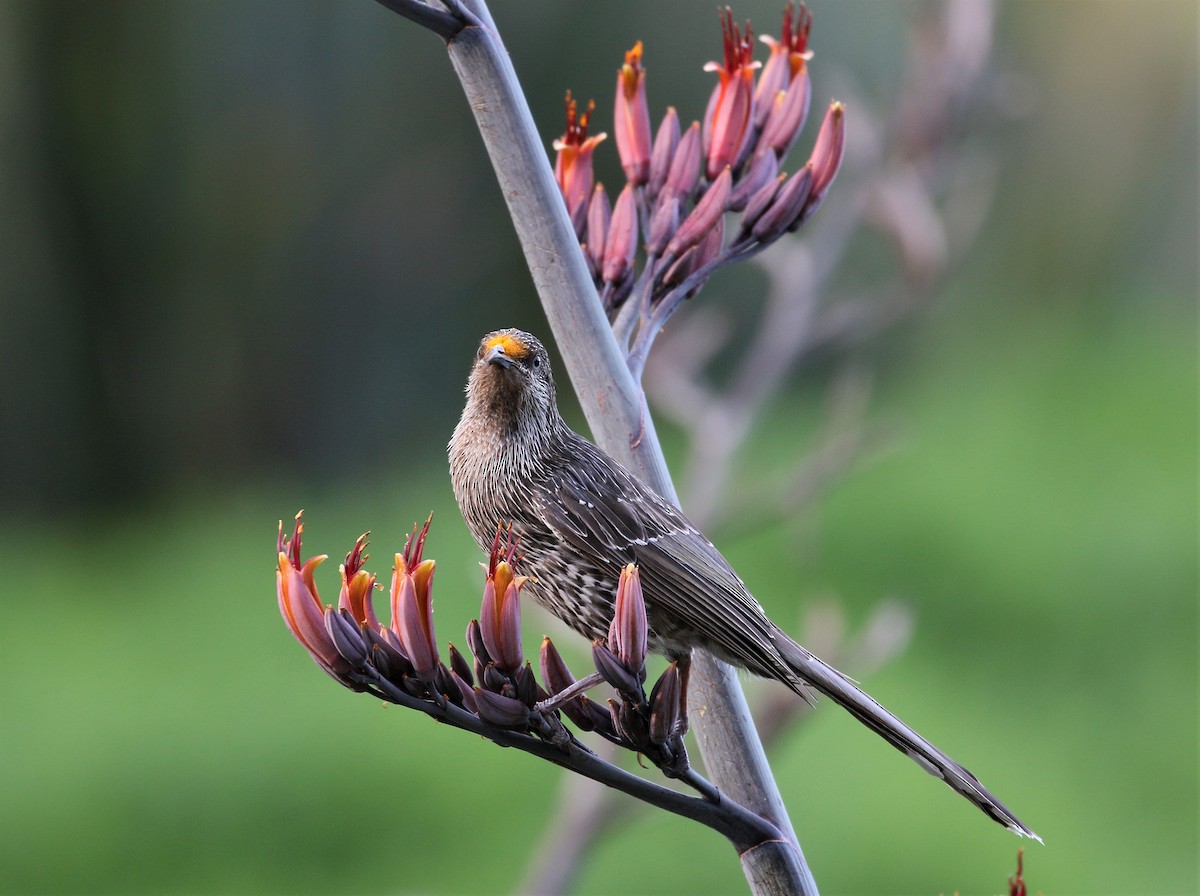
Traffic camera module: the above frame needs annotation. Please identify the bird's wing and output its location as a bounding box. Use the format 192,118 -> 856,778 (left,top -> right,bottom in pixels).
539,437 -> 792,681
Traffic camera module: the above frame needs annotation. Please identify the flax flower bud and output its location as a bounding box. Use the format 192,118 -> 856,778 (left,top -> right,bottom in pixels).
553,92 -> 606,236
754,2 -> 813,129
666,166 -> 731,258
805,100 -> 845,206
390,516 -> 438,679
729,150 -> 778,212
759,67 -> 811,161
703,9 -> 759,179
665,121 -> 702,199
751,164 -> 813,241
614,41 -> 652,186
647,106 -> 680,201
585,184 -> 611,277
648,661 -> 684,746
646,192 -> 680,258
602,183 -> 638,284
606,564 -> 648,679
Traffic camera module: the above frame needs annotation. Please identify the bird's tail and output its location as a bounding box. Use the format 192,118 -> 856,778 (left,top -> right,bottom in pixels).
771,627 -> 1041,842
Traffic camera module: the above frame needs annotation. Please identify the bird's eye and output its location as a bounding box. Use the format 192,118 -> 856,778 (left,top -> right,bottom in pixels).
531,355 -> 541,369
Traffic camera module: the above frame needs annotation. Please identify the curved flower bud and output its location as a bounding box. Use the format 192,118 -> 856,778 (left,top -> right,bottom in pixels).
802,100 -> 845,214
703,9 -> 759,179
614,41 -> 652,186
553,92 -> 607,236
389,516 -> 438,679
730,150 -> 778,212
740,171 -> 786,234
649,661 -> 684,746
602,183 -> 638,285
474,686 -> 531,729
754,2 -> 813,129
647,106 -> 680,202
277,513 -> 351,684
325,606 -> 368,667
758,65 -> 811,161
751,163 -> 813,241
666,166 -> 732,258
593,640 -> 643,698
608,564 -> 649,677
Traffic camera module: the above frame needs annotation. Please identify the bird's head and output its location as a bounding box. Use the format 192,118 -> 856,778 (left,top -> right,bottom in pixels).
465,329 -> 560,435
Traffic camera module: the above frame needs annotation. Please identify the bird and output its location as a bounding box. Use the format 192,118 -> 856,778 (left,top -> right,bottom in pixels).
449,327 -> 1038,840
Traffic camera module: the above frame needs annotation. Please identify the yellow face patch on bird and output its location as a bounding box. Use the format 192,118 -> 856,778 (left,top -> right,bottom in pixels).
482,332 -> 530,363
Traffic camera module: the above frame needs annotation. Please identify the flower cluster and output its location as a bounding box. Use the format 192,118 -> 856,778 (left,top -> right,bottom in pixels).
552,4 -> 844,377
276,513 -> 690,775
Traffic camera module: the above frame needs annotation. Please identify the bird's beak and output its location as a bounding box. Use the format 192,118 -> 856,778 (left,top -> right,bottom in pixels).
483,344 -> 516,369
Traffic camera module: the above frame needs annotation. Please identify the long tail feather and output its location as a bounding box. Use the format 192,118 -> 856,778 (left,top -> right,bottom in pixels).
772,627 -> 1041,842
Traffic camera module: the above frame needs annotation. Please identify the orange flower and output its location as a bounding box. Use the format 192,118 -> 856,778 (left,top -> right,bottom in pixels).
553,92 -> 607,235
615,42 -> 653,186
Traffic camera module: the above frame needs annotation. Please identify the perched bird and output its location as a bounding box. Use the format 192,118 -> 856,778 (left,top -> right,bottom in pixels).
450,327 -> 1037,840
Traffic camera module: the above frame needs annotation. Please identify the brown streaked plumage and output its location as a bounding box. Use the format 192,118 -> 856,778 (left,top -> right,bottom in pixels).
449,327 -> 1038,841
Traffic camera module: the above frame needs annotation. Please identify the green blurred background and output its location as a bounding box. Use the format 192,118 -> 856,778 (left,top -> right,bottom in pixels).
0,1 -> 1195,894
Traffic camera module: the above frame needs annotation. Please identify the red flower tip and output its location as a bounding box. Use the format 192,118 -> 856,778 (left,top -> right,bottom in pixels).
279,511 -> 304,570
780,2 -> 813,67
402,513 -> 433,572
1008,849 -> 1026,896
488,524 -> 521,578
558,91 -> 597,149
717,7 -> 755,76
343,532 -> 370,578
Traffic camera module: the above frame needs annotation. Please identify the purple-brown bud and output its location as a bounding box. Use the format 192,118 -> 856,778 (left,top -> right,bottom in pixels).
473,686 -> 531,729
646,192 -> 681,258
593,639 -> 643,698
740,172 -> 786,233
758,66 -> 811,161
666,166 -> 732,258
750,164 -> 813,241
602,183 -> 638,284
665,122 -> 702,199
585,184 -> 611,277
540,637 -> 601,731
647,107 -> 680,201
730,150 -> 778,212
448,642 -> 474,688
648,661 -> 684,746
614,42 -> 653,186
325,606 -> 368,668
